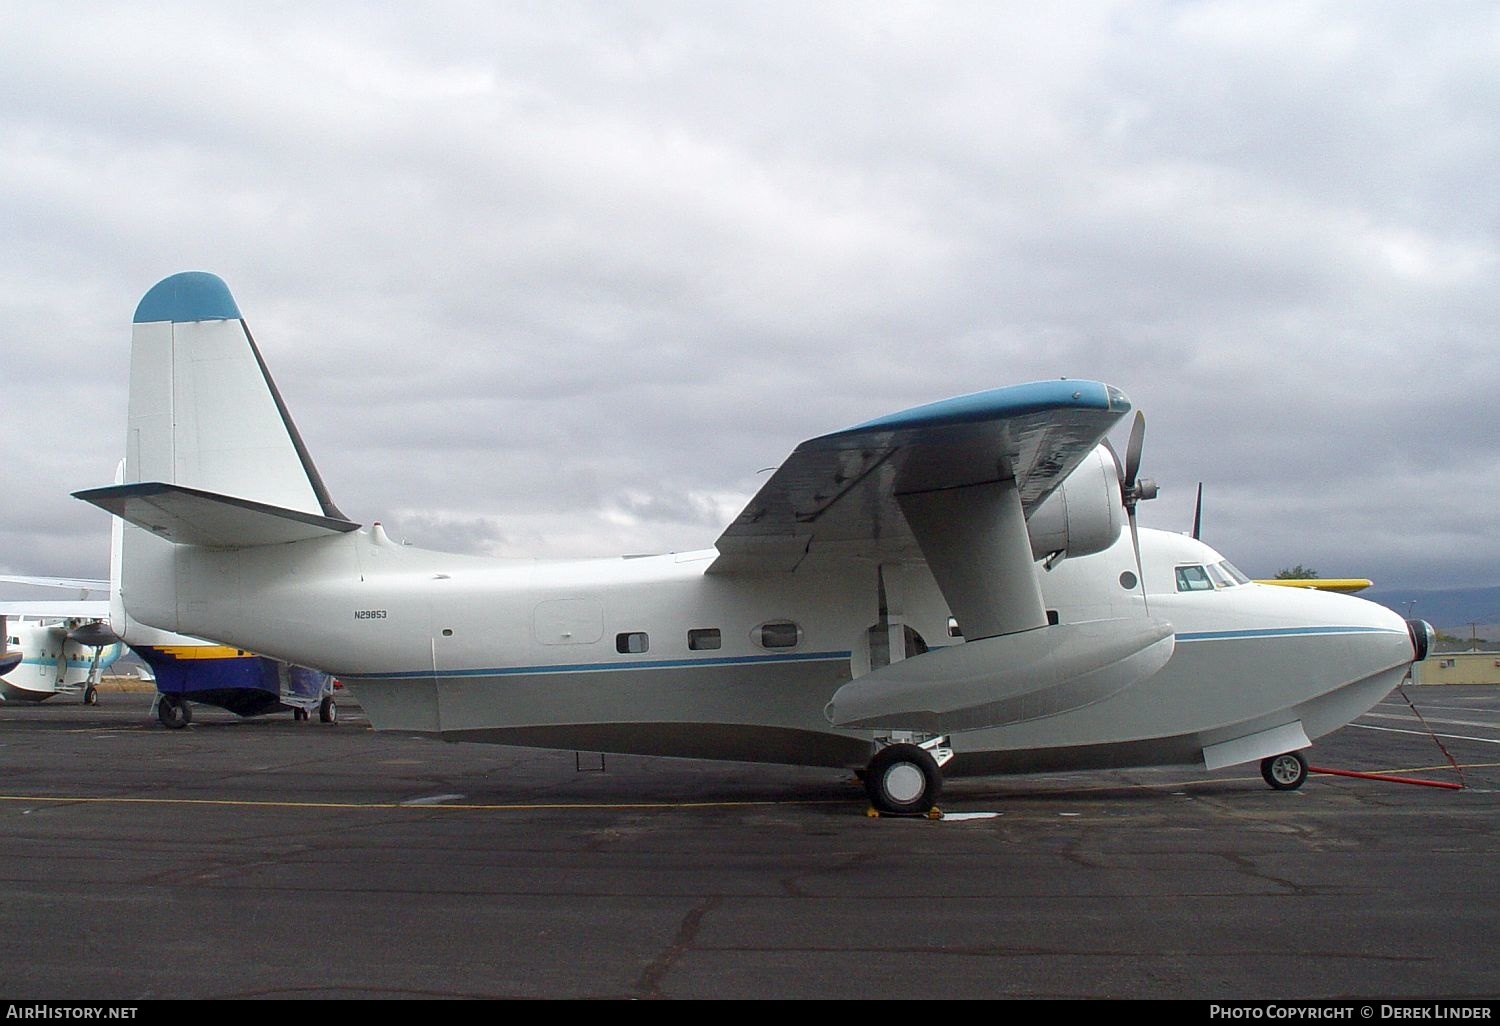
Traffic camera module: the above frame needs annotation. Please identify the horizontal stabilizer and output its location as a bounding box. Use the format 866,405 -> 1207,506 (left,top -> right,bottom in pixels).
826,618 -> 1175,733
73,482 -> 360,548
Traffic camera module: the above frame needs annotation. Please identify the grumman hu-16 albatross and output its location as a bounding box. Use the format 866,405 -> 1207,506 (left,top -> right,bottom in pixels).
75,272 -> 1435,814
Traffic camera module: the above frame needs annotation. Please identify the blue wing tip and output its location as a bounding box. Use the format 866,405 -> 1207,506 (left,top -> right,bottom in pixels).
844,379 -> 1130,435
133,271 -> 241,324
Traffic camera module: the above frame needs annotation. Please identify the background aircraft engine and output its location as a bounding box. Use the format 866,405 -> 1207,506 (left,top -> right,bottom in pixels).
1026,445 -> 1124,562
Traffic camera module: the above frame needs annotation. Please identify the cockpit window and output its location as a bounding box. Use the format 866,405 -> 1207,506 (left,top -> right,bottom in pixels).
1175,565 -> 1215,591
1205,563 -> 1235,589
1179,561 -> 1251,591
1218,561 -> 1251,585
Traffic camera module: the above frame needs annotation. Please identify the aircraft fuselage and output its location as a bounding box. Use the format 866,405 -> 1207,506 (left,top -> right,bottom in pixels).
135,521 -> 1417,776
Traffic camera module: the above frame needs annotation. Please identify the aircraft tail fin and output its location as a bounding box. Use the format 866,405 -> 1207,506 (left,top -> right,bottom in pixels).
109,271 -> 348,524
74,272 -> 359,634
74,272 -> 358,548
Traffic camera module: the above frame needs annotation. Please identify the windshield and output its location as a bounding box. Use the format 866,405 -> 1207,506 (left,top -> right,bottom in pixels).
1176,561 -> 1251,592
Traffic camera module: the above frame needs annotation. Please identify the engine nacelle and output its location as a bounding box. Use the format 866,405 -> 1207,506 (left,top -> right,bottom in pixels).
1027,444 -> 1123,562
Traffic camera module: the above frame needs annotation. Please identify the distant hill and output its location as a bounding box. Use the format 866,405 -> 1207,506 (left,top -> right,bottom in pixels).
1363,585 -> 1500,636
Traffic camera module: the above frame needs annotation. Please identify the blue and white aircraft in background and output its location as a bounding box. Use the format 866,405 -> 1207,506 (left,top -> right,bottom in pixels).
75,272 -> 1434,813
0,579 -> 124,705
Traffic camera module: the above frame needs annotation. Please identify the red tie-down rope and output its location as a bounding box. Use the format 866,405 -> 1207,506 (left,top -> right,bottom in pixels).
1309,676 -> 1467,790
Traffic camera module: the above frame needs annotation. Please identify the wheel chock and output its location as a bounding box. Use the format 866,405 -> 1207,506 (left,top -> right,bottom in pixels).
864,805 -> 945,819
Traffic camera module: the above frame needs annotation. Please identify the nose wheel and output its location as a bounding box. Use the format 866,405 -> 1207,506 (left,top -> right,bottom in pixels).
1261,751 -> 1309,790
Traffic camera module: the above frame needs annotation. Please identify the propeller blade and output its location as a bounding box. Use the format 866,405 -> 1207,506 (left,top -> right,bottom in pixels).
1128,505 -> 1149,614
1192,482 -> 1203,540
1124,411 -> 1145,488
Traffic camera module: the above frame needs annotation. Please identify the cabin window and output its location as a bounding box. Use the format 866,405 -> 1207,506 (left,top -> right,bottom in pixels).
688,628 -> 721,651
755,620 -> 802,650
616,632 -> 649,654
1175,565 -> 1214,592
1119,571 -> 1137,590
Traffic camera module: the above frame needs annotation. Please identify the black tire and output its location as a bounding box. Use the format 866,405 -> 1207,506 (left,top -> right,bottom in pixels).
83,687 -> 98,706
864,743 -> 943,815
293,707 -> 308,721
1261,751 -> 1309,791
319,696 -> 337,724
157,695 -> 190,729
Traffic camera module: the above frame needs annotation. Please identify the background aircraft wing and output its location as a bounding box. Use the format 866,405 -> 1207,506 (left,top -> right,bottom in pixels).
1255,578 -> 1373,593
0,600 -> 111,619
708,379 -> 1131,574
0,575 -> 110,594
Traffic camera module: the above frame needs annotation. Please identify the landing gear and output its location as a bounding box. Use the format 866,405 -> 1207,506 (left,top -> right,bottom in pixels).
157,694 -> 191,729
864,743 -> 943,815
318,695 -> 337,724
1261,751 -> 1309,791
82,647 -> 104,707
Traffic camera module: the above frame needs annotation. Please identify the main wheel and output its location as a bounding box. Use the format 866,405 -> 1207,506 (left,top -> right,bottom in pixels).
864,743 -> 943,815
319,696 -> 337,724
157,694 -> 190,729
83,686 -> 98,706
1261,751 -> 1309,791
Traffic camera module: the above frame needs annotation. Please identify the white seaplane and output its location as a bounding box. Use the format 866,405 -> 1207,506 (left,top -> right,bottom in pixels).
75,272 -> 1433,814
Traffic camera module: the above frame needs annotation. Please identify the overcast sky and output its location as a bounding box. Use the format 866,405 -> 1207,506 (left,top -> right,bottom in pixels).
2,1 -> 1496,597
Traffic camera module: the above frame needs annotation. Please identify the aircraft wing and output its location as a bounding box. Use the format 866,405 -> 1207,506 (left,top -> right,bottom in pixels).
709,380 -> 1132,574
0,600 -> 110,619
0,575 -> 109,593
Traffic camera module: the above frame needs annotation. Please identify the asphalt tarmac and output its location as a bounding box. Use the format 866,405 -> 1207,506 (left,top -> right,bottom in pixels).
0,682 -> 1496,1001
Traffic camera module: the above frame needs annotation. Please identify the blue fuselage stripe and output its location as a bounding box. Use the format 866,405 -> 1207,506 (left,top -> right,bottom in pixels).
340,627 -> 1405,680
347,649 -> 854,680
1177,626 -> 1402,642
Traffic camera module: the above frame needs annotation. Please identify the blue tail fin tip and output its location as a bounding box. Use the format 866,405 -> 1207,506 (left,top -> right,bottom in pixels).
133,271 -> 242,324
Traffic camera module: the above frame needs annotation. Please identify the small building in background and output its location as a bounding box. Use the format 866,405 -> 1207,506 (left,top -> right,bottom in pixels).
1414,651 -> 1500,685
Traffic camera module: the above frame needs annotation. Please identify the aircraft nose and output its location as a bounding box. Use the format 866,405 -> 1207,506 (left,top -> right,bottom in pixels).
1406,618 -> 1436,662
